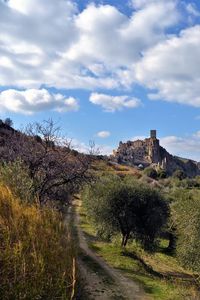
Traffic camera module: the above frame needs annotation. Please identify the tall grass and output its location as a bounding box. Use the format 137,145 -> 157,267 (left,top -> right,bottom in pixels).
0,184 -> 76,299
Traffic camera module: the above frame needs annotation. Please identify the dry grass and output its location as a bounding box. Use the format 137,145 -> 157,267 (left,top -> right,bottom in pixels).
0,183 -> 76,300
91,160 -> 142,178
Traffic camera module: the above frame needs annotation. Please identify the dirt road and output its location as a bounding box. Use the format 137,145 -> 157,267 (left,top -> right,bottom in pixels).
74,204 -> 148,300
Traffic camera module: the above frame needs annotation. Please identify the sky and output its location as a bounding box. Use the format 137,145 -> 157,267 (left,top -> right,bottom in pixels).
1,0 -> 200,160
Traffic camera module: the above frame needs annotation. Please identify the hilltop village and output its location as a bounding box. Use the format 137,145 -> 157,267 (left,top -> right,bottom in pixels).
112,130 -> 200,177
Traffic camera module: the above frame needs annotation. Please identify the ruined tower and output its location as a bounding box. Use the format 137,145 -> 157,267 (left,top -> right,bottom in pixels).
150,130 -> 157,139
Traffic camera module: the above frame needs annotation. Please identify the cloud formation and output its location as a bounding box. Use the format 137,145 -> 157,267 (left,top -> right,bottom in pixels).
135,25 -> 200,107
90,93 -> 141,112
96,131 -> 111,138
0,0 -> 179,90
1,0 -> 200,110
0,89 -> 79,114
160,134 -> 200,161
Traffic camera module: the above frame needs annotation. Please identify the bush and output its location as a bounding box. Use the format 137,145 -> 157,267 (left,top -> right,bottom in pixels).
172,189 -> 200,273
172,169 -> 186,180
157,169 -> 167,179
4,117 -> 13,127
0,184 -> 76,299
82,175 -> 169,250
0,160 -> 34,203
144,167 -> 158,179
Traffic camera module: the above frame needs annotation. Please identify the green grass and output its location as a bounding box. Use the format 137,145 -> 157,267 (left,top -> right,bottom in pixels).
79,207 -> 199,300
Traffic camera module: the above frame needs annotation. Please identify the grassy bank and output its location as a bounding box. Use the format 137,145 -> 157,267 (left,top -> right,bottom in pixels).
0,184 -> 76,299
79,205 -> 199,300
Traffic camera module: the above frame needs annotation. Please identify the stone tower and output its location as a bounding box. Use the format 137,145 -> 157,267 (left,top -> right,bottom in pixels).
150,130 -> 157,139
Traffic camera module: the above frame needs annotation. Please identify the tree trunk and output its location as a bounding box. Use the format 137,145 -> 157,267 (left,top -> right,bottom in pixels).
121,235 -> 125,247
167,232 -> 176,252
121,233 -> 130,247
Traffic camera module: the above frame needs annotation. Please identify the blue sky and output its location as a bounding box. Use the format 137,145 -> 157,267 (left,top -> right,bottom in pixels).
1,0 -> 200,159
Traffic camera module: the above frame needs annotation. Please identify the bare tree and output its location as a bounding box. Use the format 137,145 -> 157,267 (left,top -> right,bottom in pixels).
0,119 -> 91,205
88,140 -> 100,156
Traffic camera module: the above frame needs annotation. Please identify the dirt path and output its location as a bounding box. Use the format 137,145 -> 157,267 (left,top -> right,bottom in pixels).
74,203 -> 148,300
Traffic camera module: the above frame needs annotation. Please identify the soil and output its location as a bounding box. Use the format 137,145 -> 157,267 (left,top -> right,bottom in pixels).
74,203 -> 148,300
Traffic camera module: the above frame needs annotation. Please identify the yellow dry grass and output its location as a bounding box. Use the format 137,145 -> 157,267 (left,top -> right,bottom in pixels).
0,183 -> 76,299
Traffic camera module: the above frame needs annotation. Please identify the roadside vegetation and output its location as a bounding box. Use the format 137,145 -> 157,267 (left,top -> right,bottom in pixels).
0,181 -> 76,299
0,119 -> 92,299
80,208 -> 198,299
81,168 -> 200,299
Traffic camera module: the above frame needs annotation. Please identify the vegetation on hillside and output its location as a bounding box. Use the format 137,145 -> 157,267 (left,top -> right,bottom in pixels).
0,120 -> 89,299
0,119 -> 91,205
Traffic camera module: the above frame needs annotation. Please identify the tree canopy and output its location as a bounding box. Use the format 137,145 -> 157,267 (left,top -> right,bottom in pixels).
83,175 -> 169,250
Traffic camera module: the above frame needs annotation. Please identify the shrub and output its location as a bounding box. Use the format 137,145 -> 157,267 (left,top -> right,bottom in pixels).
157,169 -> 167,179
4,117 -> 13,127
172,169 -> 186,180
0,160 -> 34,203
172,189 -> 200,273
0,184 -> 76,299
143,167 -> 158,179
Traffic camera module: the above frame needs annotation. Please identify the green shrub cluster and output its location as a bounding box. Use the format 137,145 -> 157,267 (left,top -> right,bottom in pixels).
0,160 -> 34,203
171,189 -> 200,273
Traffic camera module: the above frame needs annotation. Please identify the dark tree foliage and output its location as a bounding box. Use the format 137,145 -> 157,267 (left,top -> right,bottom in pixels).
4,118 -> 13,127
144,167 -> 158,179
83,175 -> 169,250
157,169 -> 167,179
172,169 -> 186,180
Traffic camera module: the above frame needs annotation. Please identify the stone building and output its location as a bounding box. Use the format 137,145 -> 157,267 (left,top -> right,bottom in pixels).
112,130 -> 200,177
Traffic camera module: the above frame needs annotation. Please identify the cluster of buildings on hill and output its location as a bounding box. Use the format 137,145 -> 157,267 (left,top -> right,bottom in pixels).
112,130 -> 200,177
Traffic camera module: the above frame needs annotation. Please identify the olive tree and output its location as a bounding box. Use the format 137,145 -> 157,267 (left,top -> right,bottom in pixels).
171,189 -> 200,273
83,175 -> 169,250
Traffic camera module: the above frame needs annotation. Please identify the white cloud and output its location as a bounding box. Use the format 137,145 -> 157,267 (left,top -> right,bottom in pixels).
96,131 -> 111,138
0,0 -> 179,90
90,93 -> 141,112
2,0 -> 200,110
135,25 -> 200,107
131,0 -> 165,9
0,89 -> 79,114
160,134 -> 200,161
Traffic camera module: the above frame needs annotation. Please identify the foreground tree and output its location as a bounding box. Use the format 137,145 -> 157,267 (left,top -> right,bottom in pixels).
83,175 -> 169,250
